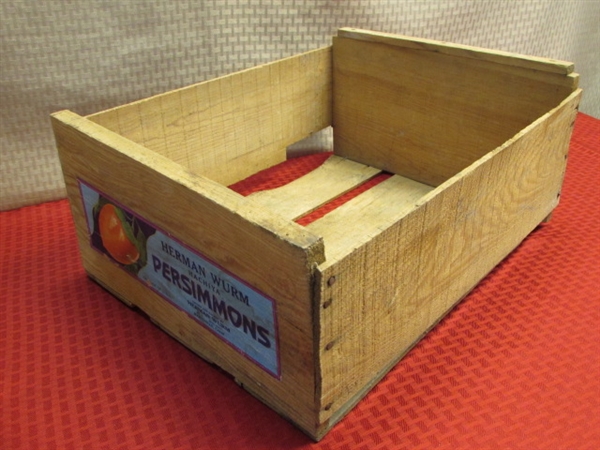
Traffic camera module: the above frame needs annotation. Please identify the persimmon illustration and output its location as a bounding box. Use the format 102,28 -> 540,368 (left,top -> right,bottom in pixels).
98,203 -> 140,265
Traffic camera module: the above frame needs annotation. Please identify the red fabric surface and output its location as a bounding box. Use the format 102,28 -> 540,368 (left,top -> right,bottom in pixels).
1,113 -> 599,450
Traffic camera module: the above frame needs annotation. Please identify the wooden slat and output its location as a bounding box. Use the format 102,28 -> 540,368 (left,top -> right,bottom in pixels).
332,35 -> 577,187
87,46 -> 333,186
338,28 -> 574,74
307,174 -> 434,264
248,155 -> 381,221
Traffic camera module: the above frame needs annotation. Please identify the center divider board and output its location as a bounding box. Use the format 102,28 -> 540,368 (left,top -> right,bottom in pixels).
248,155 -> 381,221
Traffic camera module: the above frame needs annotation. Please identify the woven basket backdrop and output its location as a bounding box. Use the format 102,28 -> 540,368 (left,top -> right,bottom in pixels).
1,0 -> 599,211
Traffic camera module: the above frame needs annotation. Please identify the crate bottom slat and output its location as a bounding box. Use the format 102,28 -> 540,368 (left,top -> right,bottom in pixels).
248,155 -> 381,220
307,174 -> 434,264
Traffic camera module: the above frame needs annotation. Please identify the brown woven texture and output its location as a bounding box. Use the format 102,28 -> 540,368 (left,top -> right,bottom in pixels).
1,1 -> 599,211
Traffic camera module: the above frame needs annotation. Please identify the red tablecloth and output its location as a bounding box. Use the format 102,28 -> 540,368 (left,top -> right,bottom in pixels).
2,113 -> 599,449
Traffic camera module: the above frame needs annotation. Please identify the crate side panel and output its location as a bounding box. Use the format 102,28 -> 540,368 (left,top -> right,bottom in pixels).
87,46 -> 332,186
315,91 -> 581,432
51,111 -> 324,436
332,36 -> 576,187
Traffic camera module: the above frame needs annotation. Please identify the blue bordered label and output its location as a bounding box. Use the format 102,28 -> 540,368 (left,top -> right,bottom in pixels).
78,180 -> 280,378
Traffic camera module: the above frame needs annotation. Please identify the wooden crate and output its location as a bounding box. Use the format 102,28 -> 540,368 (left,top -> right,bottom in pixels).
51,28 -> 581,440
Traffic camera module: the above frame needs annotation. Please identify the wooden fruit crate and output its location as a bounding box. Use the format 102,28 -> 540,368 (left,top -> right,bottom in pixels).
51,28 -> 581,440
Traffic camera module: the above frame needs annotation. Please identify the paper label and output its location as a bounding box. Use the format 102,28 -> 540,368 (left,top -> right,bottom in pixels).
78,180 -> 280,378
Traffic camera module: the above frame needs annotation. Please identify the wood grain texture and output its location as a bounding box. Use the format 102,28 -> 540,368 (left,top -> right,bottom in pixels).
332,35 -> 576,187
248,155 -> 381,221
87,46 -> 332,186
338,28 -> 575,74
314,90 -> 581,434
307,174 -> 433,265
51,110 -> 325,435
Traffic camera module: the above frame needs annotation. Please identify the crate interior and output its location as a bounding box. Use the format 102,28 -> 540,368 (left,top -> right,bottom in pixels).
85,30 -> 577,265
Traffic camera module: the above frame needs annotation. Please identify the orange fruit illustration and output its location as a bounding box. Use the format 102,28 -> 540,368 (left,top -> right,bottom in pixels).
98,204 -> 140,265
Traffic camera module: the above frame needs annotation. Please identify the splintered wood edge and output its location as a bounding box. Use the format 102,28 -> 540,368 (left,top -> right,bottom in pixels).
338,28 -> 574,75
